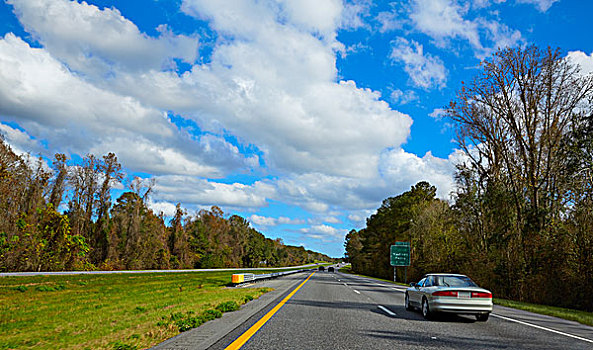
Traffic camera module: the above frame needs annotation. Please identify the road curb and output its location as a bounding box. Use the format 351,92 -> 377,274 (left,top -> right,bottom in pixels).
150,272 -> 309,350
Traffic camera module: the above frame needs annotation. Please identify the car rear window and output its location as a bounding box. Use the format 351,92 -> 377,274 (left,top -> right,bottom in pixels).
434,275 -> 477,287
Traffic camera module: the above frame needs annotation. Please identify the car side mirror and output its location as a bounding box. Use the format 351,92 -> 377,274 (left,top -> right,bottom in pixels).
409,282 -> 416,287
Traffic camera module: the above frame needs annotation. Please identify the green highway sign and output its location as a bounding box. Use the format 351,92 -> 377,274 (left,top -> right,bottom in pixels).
390,242 -> 410,266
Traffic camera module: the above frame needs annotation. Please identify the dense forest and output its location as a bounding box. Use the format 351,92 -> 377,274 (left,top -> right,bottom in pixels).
345,46 -> 593,312
0,141 -> 333,272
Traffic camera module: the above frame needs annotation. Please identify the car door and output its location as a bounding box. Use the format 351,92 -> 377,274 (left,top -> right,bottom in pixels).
421,275 -> 437,300
411,277 -> 426,306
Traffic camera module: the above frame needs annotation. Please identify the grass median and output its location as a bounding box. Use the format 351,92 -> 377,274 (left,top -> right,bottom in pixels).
494,298 -> 593,327
0,270 -> 281,350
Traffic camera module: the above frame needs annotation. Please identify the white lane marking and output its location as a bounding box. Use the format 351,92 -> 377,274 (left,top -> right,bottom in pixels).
378,305 -> 397,317
353,290 -> 361,294
491,314 -> 593,344
392,288 -> 405,293
343,283 -> 348,287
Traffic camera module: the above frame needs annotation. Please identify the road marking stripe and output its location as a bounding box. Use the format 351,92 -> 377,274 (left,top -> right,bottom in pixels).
378,305 -> 397,317
491,314 -> 593,344
353,290 -> 360,294
343,283 -> 348,287
224,272 -> 315,350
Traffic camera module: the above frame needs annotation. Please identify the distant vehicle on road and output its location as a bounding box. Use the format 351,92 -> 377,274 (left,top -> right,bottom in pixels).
318,266 -> 325,271
405,273 -> 492,321
328,266 -> 334,273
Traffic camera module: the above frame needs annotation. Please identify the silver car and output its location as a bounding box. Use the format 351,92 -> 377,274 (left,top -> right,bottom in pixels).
405,273 -> 492,321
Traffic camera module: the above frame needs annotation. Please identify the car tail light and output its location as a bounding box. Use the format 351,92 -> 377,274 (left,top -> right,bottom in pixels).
471,292 -> 492,298
432,291 -> 458,297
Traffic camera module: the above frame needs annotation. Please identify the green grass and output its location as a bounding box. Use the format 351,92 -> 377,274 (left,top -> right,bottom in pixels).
0,270 -> 279,350
494,298 -> 593,327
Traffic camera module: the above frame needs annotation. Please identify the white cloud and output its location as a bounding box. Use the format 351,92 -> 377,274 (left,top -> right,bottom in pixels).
429,108 -> 447,120
268,147 -> 459,213
4,0 -> 420,183
322,216 -> 342,224
12,0 -> 413,180
0,123 -> 42,156
410,0 -> 481,49
249,214 -> 278,227
347,211 -> 373,227
300,224 -> 348,242
278,216 -> 306,225
390,37 -> 447,89
249,215 -> 305,227
282,0 -> 343,38
8,0 -> 198,77
516,0 -> 559,12
153,175 -> 274,209
408,0 -> 522,58
567,51 -> 593,75
390,89 -> 419,105
147,200 -> 178,217
340,0 -> 371,30
376,10 -> 403,33
379,148 -> 463,199
175,0 -> 414,178
0,33 -> 250,177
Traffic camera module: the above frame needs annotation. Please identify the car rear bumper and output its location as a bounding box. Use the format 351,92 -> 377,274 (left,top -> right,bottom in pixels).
429,298 -> 493,314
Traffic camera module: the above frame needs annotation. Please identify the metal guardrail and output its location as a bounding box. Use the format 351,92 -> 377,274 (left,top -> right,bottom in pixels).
0,264 -> 322,277
231,268 -> 315,286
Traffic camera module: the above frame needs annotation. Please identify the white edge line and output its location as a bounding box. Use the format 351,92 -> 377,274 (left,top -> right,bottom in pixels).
378,305 -> 397,317
343,283 -> 348,287
353,289 -> 361,294
491,314 -> 593,344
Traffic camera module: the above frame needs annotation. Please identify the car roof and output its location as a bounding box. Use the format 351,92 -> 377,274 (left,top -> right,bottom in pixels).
423,273 -> 468,277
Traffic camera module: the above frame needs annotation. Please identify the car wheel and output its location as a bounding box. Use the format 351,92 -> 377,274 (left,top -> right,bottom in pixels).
476,313 -> 489,322
422,298 -> 432,320
405,293 -> 412,311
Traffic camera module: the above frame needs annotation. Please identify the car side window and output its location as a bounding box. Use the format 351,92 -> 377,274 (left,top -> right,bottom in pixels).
425,276 -> 434,287
417,278 -> 426,287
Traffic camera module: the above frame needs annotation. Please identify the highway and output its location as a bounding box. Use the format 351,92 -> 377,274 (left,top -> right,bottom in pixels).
204,270 -> 593,350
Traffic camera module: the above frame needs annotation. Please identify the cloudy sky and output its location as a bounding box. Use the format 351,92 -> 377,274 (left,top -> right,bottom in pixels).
1,0 -> 592,257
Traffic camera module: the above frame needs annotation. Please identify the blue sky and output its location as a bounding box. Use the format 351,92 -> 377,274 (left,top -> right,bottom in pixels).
1,0 -> 592,258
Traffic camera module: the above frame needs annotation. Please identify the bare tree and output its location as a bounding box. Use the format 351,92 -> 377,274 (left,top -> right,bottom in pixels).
48,153 -> 68,210
448,46 -> 593,299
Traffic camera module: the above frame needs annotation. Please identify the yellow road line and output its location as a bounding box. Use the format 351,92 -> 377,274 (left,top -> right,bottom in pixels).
224,271 -> 316,350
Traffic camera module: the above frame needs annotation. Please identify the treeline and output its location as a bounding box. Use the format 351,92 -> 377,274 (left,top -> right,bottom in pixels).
0,141 -> 333,272
345,46 -> 593,312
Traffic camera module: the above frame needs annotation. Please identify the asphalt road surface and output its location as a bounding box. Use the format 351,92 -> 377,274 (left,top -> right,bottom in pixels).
206,270 -> 593,350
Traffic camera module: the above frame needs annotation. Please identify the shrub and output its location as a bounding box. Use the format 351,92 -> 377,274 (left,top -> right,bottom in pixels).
169,312 -> 185,322
133,306 -> 147,313
12,285 -> 28,292
175,316 -> 205,332
216,301 -> 239,313
202,309 -> 222,321
35,284 -> 66,292
110,341 -> 138,350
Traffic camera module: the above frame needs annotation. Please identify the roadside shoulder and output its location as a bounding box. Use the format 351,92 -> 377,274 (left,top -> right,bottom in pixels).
150,273 -> 308,350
